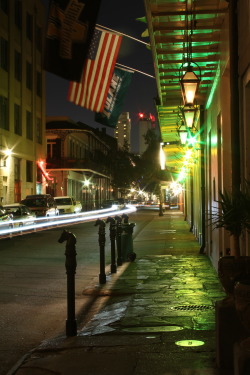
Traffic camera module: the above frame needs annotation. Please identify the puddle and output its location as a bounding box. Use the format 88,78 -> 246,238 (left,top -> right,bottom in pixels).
122,325 -> 184,333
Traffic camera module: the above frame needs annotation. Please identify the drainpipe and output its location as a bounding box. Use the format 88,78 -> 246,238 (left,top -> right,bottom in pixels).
227,0 -> 240,192
199,106 -> 206,254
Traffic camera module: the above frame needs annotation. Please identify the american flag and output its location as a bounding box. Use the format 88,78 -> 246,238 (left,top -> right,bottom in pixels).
67,28 -> 122,112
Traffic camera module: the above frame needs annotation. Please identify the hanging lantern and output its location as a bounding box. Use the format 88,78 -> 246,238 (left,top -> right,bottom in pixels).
181,105 -> 200,128
179,63 -> 201,106
178,123 -> 188,145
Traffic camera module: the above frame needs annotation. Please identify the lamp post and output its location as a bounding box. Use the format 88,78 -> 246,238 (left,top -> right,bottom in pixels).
83,179 -> 90,210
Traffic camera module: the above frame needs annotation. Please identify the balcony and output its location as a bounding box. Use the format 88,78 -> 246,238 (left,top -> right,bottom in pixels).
46,157 -> 110,175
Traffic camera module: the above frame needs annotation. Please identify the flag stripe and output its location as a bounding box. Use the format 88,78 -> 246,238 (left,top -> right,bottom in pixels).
68,28 -> 122,112
94,33 -> 121,111
90,33 -> 112,110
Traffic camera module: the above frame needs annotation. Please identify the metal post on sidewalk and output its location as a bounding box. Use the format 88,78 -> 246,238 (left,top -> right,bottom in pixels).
58,229 -> 77,337
121,214 -> 136,262
122,213 -> 129,223
95,219 -> 106,284
159,203 -> 164,216
106,216 -> 117,273
115,215 -> 123,266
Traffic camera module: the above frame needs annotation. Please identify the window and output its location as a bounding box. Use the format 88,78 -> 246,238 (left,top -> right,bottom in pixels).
0,37 -> 8,71
15,0 -> 21,28
0,96 -> 8,130
36,26 -> 42,52
26,13 -> 33,41
36,71 -> 42,96
14,103 -> 22,135
26,61 -> 32,89
14,50 -> 21,81
36,117 -> 42,144
26,160 -> 33,182
26,110 -> 33,140
0,0 -> 8,13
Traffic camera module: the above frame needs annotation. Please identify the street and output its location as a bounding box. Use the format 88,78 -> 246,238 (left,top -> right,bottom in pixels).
0,210 -> 152,375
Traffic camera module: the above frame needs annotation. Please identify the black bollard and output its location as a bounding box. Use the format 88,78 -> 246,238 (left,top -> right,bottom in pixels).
95,219 -> 106,284
106,216 -> 117,273
115,215 -> 123,266
122,213 -> 129,223
58,229 -> 77,337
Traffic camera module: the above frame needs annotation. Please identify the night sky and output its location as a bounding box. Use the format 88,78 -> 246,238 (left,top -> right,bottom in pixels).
43,0 -> 158,152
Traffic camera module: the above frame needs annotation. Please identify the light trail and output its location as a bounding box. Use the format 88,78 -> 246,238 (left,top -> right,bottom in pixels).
0,205 -> 137,238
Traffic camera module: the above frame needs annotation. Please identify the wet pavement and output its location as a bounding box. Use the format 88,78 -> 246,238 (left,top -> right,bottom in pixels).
7,210 -> 233,375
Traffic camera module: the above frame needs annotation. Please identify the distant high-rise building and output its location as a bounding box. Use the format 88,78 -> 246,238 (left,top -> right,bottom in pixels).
138,113 -> 155,155
114,112 -> 131,151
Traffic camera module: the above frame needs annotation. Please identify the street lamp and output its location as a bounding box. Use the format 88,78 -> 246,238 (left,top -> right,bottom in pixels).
3,148 -> 12,157
83,179 -> 90,210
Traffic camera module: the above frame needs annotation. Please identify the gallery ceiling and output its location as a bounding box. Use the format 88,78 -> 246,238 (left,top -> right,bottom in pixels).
144,0 -> 229,175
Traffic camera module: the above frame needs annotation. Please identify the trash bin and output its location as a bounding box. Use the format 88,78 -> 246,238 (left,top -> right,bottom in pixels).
121,222 -> 136,262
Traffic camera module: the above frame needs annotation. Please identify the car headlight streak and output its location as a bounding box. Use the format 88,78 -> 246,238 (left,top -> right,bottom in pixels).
0,205 -> 137,236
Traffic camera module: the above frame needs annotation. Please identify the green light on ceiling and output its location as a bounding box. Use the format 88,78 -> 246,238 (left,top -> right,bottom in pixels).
206,65 -> 220,109
175,340 -> 205,347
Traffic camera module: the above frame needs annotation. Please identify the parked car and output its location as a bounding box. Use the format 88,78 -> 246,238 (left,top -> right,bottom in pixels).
0,207 -> 13,230
21,194 -> 59,217
101,200 -> 115,209
3,203 -> 36,226
54,196 -> 82,214
101,200 -> 125,210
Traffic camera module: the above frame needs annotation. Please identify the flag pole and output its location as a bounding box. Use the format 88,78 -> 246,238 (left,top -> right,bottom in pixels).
96,24 -> 150,46
115,62 -> 155,79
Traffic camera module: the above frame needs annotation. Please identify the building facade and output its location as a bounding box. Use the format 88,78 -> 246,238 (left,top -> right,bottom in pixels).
138,113 -> 154,155
145,0 -> 250,270
0,0 -> 47,204
46,117 -> 114,209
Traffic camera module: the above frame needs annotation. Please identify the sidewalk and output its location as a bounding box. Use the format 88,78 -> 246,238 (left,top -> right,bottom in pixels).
8,210 -> 229,375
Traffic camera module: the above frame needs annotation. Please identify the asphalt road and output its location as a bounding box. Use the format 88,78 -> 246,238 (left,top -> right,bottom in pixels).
0,209 -> 153,375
